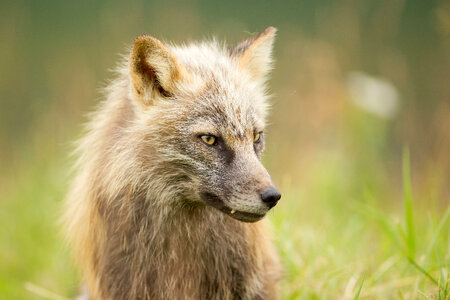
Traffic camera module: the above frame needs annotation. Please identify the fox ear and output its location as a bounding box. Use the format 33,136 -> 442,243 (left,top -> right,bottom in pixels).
129,35 -> 189,104
231,27 -> 277,82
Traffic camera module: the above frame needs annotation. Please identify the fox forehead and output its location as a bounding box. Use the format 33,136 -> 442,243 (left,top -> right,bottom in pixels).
169,42 -> 269,134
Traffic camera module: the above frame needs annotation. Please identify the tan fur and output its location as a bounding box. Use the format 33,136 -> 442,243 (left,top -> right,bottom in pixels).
64,27 -> 281,300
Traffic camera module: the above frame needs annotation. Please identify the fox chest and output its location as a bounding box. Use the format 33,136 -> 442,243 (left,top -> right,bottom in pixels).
146,238 -> 266,300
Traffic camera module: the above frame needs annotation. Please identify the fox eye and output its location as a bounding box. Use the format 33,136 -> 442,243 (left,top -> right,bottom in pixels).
253,132 -> 262,143
200,135 -> 217,146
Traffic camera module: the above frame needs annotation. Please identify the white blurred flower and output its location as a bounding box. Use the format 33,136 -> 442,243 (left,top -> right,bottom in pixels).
346,71 -> 400,119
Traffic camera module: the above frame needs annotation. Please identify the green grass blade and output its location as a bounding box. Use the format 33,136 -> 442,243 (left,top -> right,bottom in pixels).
402,146 -> 415,258
440,274 -> 449,300
404,255 -> 439,286
353,202 -> 404,250
426,208 -> 450,293
425,207 -> 450,260
353,274 -> 365,300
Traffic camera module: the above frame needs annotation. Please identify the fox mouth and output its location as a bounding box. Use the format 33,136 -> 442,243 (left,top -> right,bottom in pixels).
224,208 -> 266,222
200,191 -> 266,223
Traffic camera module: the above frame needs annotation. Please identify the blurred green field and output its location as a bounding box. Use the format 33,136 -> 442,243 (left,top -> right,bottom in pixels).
1,0 -> 449,299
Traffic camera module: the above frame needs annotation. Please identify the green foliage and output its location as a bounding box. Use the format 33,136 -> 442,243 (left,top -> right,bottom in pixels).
0,156 -> 78,299
271,174 -> 448,299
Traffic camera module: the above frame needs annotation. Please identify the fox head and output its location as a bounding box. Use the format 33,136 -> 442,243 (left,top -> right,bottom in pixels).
127,27 -> 280,222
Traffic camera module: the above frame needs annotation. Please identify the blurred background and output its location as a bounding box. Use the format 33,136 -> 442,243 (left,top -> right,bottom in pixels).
0,0 -> 449,299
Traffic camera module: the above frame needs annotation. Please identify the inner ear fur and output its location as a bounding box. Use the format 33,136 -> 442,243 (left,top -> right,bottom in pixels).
129,35 -> 189,104
230,27 -> 277,82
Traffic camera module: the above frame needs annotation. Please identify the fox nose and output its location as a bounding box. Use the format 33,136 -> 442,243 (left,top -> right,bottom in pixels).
260,188 -> 281,208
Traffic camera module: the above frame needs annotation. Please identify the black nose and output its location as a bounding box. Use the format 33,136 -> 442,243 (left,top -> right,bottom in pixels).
260,188 -> 281,208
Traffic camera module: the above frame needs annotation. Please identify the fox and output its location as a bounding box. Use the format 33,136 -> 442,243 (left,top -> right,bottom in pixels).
64,27 -> 282,300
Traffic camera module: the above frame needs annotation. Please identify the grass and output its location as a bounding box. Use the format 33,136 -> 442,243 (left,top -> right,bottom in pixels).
0,153 -> 79,300
353,274 -> 365,300
269,146 -> 449,299
402,147 -> 415,259
0,138 -> 448,300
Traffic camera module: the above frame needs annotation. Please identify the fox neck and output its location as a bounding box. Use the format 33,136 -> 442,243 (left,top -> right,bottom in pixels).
94,190 -> 265,299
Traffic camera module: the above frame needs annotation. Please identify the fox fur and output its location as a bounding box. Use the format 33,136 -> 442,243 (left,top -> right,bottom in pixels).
64,27 -> 282,300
